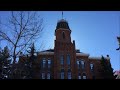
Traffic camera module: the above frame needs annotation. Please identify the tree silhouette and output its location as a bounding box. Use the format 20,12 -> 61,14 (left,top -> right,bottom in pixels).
100,56 -> 114,79
0,46 -> 11,79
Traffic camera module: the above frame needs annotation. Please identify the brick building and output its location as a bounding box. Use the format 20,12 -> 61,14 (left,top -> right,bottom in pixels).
19,19 -> 111,79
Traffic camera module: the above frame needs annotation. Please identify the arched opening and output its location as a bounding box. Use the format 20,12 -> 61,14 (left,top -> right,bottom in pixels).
62,32 -> 65,39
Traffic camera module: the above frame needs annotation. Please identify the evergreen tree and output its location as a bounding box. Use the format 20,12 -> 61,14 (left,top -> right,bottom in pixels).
18,43 -> 36,79
27,43 -> 36,79
0,46 -> 12,79
100,56 -> 114,79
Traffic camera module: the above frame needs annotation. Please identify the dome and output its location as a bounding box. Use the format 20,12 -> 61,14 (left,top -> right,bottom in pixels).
56,19 -> 70,30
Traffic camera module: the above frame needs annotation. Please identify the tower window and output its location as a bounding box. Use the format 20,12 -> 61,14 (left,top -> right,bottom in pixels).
62,32 -> 65,39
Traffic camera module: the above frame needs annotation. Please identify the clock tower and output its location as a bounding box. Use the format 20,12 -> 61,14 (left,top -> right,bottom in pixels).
54,19 -> 76,79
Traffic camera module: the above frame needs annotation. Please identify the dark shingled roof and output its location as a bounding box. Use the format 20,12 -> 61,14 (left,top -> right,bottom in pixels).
41,49 -> 54,52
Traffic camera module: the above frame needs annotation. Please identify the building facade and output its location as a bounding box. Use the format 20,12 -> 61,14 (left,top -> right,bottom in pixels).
19,19 -> 111,79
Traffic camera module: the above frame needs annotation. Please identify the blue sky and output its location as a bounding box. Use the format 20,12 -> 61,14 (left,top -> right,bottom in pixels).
0,11 -> 120,71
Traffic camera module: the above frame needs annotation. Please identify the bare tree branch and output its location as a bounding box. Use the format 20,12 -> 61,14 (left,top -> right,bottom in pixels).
0,11 -> 44,64
0,31 -> 15,45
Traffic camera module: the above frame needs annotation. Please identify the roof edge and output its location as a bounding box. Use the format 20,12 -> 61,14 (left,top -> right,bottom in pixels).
89,56 -> 110,60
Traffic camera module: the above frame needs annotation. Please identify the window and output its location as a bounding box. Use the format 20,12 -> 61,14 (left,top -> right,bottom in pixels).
61,68 -> 64,79
78,73 -> 81,79
78,76 -> 81,79
81,60 -> 85,69
90,63 -> 94,71
68,69 -> 71,79
48,59 -> 51,69
61,72 -> 64,79
42,58 -> 46,68
77,60 -> 80,69
68,71 -> 71,79
83,73 -> 87,79
62,32 -> 65,39
92,76 -> 95,79
42,73 -> 45,79
47,73 -> 50,79
60,55 -> 64,65
67,54 -> 70,65
83,76 -> 86,79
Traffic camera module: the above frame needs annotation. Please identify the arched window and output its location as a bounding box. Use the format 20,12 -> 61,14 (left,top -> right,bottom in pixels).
62,32 -> 65,39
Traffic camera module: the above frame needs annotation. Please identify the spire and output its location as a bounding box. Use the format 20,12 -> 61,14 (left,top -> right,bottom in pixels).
62,11 -> 63,19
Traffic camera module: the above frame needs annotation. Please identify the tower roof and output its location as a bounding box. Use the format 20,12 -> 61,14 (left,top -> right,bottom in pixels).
56,19 -> 70,30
